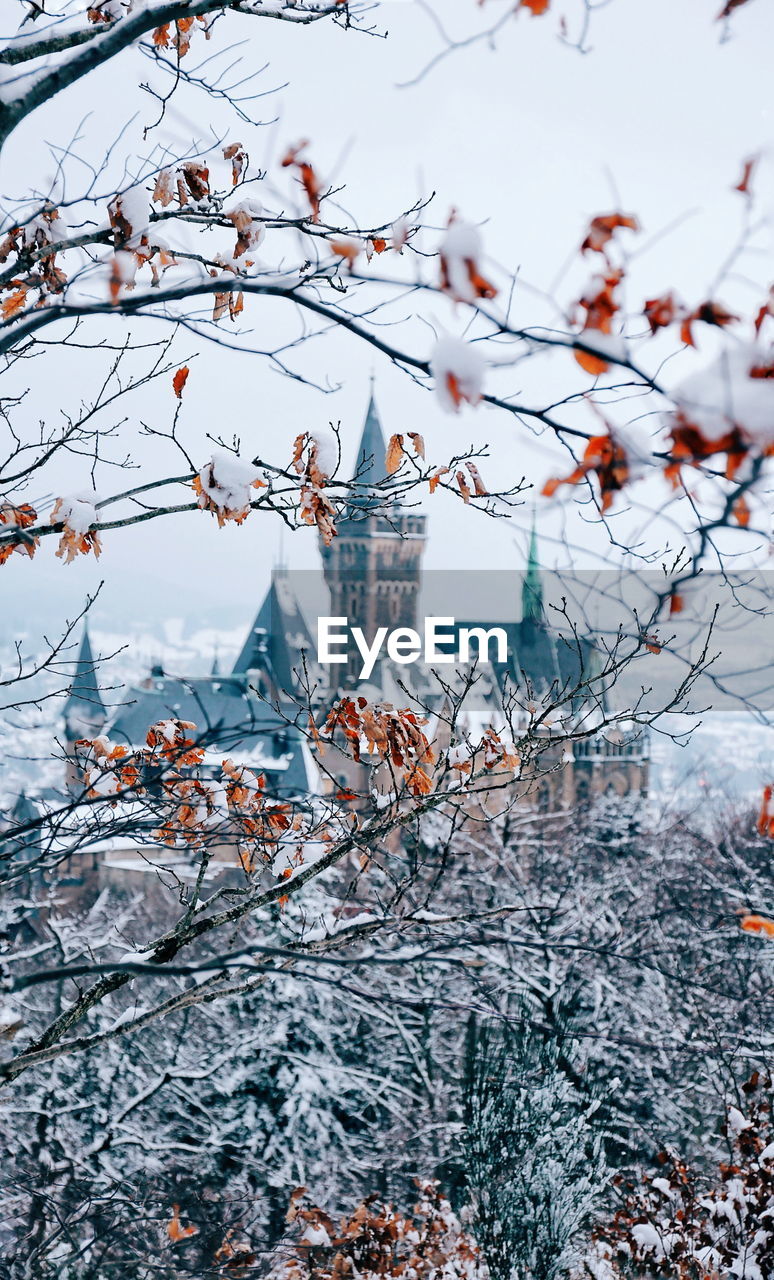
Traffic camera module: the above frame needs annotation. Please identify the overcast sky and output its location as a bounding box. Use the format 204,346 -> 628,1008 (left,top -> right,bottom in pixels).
1,0 -> 773,652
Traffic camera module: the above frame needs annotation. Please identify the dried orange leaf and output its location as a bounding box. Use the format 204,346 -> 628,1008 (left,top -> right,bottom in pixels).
167,1206 -> 198,1242
466,461 -> 488,496
456,471 -> 472,504
2,287 -> 27,320
385,434 -> 404,475
429,466 -> 450,494
581,213 -> 640,256
740,913 -> 774,939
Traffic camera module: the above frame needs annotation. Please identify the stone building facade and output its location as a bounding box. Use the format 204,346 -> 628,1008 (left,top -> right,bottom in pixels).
55,392 -> 648,819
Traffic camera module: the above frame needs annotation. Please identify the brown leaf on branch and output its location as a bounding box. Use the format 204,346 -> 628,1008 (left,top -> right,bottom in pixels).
291,433 -> 308,475
643,291 -> 680,334
542,432 -> 629,512
292,432 -> 333,485
1,287 -> 27,320
740,913 -> 774,938
152,168 -> 175,207
77,735 -> 142,800
754,288 -> 774,335
0,229 -> 20,264
281,142 -> 323,222
439,213 -> 498,303
574,269 -> 622,374
718,0 -> 753,17
580,212 -> 640,256
407,432 -> 425,459
212,287 -> 243,323
734,154 -> 758,196
428,466 -> 450,493
51,496 -> 102,564
181,162 -> 210,203
757,784 -> 774,836
466,462 -> 488,495
300,484 -> 337,545
0,502 -> 39,566
323,698 -> 434,778
456,471 -> 472,504
174,17 -> 196,57
666,411 -> 749,487
172,366 -> 189,398
331,237 -> 360,268
213,1231 -> 257,1275
293,433 -> 337,544
679,299 -> 738,348
167,1205 -> 198,1243
223,142 -> 247,186
193,453 -> 264,528
146,720 -> 204,767
227,204 -> 265,259
520,0 -> 551,13
481,727 -> 520,772
406,765 -> 433,796
385,434 -> 404,474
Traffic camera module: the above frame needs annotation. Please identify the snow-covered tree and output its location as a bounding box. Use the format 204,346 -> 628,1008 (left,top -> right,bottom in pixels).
464,1011 -> 607,1280
591,1074 -> 774,1280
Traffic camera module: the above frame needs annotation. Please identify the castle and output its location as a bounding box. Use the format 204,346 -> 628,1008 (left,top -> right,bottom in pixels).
56,392 -> 649,818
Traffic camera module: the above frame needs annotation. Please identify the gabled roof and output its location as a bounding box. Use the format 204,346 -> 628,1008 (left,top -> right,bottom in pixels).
109,673 -> 313,797
232,575 -> 314,692
64,626 -> 106,727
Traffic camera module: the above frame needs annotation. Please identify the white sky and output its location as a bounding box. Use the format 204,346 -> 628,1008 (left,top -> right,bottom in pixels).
1,0 -> 773,647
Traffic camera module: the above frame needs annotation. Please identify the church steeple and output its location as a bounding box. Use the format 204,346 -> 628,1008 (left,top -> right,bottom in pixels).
63,624 -> 107,794
319,385 -> 426,688
521,513 -> 543,624
64,625 -> 107,739
346,389 -> 396,517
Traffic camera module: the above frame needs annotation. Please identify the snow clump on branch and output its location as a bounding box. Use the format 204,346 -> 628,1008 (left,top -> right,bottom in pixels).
194,451 -> 265,526
430,335 -> 485,413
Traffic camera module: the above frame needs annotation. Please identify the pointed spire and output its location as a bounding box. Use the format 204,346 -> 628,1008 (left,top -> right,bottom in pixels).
521,511 -> 543,623
11,789 -> 37,827
232,575 -> 313,693
354,387 -> 391,490
340,385 -> 401,526
211,648 -> 221,677
275,524 -> 287,577
64,624 -> 107,734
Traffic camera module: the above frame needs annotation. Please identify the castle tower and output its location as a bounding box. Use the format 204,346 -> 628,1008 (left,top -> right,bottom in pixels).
63,626 -> 107,793
521,512 -> 544,625
320,391 -> 426,688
